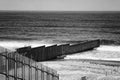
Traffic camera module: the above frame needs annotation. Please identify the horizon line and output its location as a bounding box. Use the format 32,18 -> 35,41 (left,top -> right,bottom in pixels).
0,10 -> 120,12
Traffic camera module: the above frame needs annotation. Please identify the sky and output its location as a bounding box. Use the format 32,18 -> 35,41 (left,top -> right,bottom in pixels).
0,0 -> 120,11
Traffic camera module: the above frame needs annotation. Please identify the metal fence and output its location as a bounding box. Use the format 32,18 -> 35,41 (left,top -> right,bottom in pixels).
0,51 -> 59,80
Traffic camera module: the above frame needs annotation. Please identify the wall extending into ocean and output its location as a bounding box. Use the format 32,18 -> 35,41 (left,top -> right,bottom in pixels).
16,39 -> 100,62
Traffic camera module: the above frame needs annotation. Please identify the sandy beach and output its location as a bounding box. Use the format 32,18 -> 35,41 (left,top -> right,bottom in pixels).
1,45 -> 120,80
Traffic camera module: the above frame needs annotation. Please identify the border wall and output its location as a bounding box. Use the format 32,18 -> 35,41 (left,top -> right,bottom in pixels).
27,46 -> 45,61
45,45 -> 58,60
0,52 -> 59,80
16,46 -> 31,54
65,39 -> 100,55
57,44 -> 70,55
16,39 -> 100,62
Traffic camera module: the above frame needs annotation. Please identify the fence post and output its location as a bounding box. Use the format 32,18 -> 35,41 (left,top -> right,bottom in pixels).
35,61 -> 37,80
22,54 -> 25,80
29,58 -> 31,80
38,64 -> 42,80
41,65 -> 44,80
53,70 -> 56,80
14,53 -> 17,80
36,66 -> 38,80
49,68 -> 52,80
0,51 -> 59,80
46,66 -> 49,80
5,52 -> 9,80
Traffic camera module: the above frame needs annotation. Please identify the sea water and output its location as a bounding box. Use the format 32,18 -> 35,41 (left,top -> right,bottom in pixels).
0,11 -> 120,80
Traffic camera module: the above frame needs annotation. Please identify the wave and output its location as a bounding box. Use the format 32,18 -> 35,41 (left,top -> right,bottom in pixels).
0,40 -> 54,51
0,39 -> 120,51
0,39 -> 120,62
53,39 -> 120,45
64,45 -> 120,61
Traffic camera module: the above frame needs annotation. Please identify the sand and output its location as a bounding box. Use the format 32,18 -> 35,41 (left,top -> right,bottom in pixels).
1,46 -> 120,80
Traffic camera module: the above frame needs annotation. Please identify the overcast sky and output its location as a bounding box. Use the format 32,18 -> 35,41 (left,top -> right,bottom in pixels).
0,0 -> 120,11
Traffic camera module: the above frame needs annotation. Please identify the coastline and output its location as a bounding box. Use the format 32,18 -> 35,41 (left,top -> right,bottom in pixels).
0,41 -> 120,80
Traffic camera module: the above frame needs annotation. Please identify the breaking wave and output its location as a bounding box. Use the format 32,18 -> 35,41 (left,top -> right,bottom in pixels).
0,40 -> 55,51
64,45 -> 120,61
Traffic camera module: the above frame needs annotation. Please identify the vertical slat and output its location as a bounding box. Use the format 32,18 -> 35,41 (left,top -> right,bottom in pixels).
30,55 -> 33,80
47,67 -> 49,80
38,64 -> 42,80
36,66 -> 38,80
41,65 -> 44,80
31,60 -> 36,80
14,53 -> 17,80
44,65 -> 46,80
8,53 -> 13,77
35,62 -> 37,80
22,54 -> 25,80
23,56 -> 25,80
46,67 -> 49,80
42,46 -> 45,61
21,55 -> 23,80
29,58 -> 31,80
49,69 -> 52,80
6,52 -> 8,80
0,51 -> 59,80
19,54 -> 22,79
25,58 -> 29,80
52,69 -> 54,80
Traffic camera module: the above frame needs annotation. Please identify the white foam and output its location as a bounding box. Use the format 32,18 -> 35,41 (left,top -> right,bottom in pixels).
0,40 -> 53,50
65,45 -> 120,60
97,45 -> 120,52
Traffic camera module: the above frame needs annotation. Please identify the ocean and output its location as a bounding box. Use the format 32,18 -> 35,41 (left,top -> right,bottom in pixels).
0,11 -> 120,80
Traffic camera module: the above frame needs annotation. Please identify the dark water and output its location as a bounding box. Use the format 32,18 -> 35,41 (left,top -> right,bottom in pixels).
0,11 -> 120,45
0,11 -> 120,80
